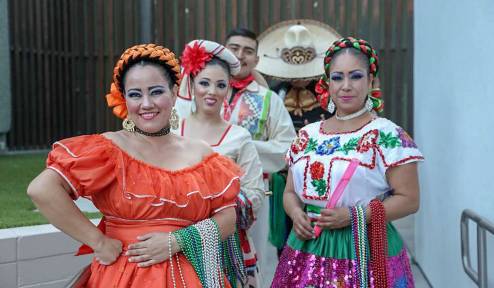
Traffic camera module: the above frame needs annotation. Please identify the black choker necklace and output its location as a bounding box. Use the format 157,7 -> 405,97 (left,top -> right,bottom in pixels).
134,125 -> 171,137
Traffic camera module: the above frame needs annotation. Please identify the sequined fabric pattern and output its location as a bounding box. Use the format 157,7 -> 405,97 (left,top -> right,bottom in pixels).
271,247 -> 414,288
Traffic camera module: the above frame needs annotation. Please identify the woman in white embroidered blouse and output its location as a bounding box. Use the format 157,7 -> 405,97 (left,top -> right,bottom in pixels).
271,37 -> 423,288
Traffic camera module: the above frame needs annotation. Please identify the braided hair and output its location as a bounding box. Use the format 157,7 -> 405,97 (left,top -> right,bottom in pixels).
106,44 -> 181,119
315,37 -> 384,113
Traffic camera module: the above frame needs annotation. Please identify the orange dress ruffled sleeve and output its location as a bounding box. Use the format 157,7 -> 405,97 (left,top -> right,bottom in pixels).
199,154 -> 242,215
46,135 -> 115,199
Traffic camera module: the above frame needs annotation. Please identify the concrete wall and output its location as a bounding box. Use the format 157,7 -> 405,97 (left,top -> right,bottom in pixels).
414,0 -> 494,287
0,223 -> 95,288
0,0 -> 12,150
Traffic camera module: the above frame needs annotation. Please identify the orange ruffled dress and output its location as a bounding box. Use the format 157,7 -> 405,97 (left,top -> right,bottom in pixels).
46,134 -> 241,288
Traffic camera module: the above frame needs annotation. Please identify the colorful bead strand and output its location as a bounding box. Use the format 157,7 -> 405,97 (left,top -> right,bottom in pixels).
350,205 -> 369,288
368,199 -> 389,288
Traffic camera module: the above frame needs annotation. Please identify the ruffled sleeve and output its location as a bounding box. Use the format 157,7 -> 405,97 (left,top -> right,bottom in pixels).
46,135 -> 116,199
200,154 -> 242,215
377,120 -> 424,170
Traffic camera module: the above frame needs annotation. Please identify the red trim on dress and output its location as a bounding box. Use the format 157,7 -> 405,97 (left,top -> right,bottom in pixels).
211,124 -> 232,147
180,119 -> 232,147
180,119 -> 186,136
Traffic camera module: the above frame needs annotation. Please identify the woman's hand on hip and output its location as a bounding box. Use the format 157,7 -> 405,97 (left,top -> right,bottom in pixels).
317,207 -> 351,230
93,236 -> 123,265
291,209 -> 314,240
127,232 -> 175,267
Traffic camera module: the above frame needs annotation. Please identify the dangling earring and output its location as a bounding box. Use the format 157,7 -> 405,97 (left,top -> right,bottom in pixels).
122,118 -> 135,132
170,107 -> 179,130
191,95 -> 197,113
327,98 -> 335,114
365,96 -> 374,112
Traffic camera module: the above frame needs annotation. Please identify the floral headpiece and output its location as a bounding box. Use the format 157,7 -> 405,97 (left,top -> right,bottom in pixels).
181,42 -> 214,76
105,44 -> 181,119
315,37 -> 384,113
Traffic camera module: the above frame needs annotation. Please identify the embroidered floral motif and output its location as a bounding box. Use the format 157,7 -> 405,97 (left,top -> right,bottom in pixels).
304,138 -> 318,154
337,137 -> 359,155
396,127 -> 417,148
310,161 -> 325,179
357,129 -> 379,153
309,161 -> 327,196
315,137 -> 340,155
291,130 -> 310,154
378,131 -> 401,148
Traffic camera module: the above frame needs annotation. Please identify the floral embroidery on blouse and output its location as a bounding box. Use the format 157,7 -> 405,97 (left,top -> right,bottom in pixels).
377,130 -> 401,149
315,137 -> 341,155
336,137 -> 359,155
288,119 -> 424,202
396,127 -> 418,148
309,161 -> 326,196
291,130 -> 309,154
356,129 -> 379,153
304,138 -> 318,154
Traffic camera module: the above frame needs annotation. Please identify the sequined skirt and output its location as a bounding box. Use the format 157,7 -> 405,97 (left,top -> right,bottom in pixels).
271,223 -> 414,288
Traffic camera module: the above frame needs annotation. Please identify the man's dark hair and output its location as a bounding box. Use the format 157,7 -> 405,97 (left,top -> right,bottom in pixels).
225,28 -> 258,50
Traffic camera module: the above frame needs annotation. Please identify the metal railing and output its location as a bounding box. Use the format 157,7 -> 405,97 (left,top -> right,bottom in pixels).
461,209 -> 494,288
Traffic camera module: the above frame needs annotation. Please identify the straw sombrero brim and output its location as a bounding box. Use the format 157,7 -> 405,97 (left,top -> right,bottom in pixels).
257,19 -> 341,80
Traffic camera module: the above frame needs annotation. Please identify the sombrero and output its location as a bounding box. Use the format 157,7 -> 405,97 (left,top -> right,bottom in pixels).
256,19 -> 341,80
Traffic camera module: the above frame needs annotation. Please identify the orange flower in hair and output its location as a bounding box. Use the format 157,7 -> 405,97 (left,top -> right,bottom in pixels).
181,42 -> 213,76
105,83 -> 127,119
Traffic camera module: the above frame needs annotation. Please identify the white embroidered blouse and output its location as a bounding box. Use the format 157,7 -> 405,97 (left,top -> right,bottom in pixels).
287,117 -> 424,210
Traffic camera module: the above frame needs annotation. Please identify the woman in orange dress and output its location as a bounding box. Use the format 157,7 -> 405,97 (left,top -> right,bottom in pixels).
27,44 -> 241,288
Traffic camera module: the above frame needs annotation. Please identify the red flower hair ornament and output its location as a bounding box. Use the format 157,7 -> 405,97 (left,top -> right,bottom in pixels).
181,42 -> 213,76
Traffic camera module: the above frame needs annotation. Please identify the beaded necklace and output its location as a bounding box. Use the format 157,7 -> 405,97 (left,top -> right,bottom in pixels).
350,205 -> 369,287
368,199 -> 389,288
174,218 -> 227,288
222,232 -> 247,286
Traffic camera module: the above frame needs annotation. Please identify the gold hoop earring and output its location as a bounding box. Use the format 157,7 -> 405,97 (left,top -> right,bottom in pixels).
122,118 -> 135,132
170,108 -> 179,130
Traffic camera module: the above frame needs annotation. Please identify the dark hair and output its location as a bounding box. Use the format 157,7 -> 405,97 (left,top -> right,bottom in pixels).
225,28 -> 258,50
191,57 -> 231,82
121,60 -> 175,91
207,57 -> 231,76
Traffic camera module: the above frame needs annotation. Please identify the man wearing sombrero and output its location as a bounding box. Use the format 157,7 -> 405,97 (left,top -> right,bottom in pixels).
257,19 -> 342,130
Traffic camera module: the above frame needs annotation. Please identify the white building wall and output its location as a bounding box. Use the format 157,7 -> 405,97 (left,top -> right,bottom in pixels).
414,1 -> 494,287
